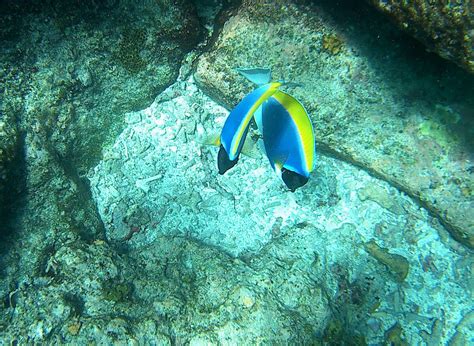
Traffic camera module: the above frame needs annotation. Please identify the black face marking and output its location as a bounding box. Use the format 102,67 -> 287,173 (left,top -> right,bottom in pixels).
217,145 -> 238,175
281,168 -> 309,192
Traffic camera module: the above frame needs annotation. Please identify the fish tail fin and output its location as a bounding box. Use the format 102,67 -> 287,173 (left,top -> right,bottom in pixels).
281,168 -> 309,192
200,132 -> 221,147
218,145 -> 238,174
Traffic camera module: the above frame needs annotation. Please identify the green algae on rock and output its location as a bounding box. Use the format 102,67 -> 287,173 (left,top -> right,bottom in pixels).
364,240 -> 409,283
384,322 -> 407,346
322,33 -> 344,55
102,280 -> 134,303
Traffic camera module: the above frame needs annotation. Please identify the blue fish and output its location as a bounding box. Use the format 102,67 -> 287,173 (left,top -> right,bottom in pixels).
217,68 -> 316,192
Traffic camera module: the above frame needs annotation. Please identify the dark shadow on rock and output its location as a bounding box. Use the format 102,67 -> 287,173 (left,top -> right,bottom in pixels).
0,131 -> 28,250
312,0 -> 474,103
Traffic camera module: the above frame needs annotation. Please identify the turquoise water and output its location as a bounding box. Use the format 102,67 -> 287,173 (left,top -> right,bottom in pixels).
0,0 -> 473,344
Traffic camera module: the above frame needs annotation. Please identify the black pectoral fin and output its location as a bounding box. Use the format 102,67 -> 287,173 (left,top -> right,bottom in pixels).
218,145 -> 238,175
281,168 -> 309,192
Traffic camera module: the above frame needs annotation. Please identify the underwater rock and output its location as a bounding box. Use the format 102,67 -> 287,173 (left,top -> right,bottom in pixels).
0,240 -> 122,342
448,311 -> 474,346
0,233 -> 330,343
194,0 -> 474,248
87,76 -> 471,343
366,0 -> 474,73
420,318 -> 444,345
0,0 -> 203,247
15,0 -> 202,175
89,78 -> 412,257
384,322 -> 407,346
0,4 -> 202,230
364,240 -> 409,283
357,184 -> 405,215
0,0 -> 203,338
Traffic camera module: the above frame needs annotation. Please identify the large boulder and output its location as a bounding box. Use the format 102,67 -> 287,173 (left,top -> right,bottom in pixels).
0,0 -> 203,319
367,0 -> 474,73
194,0 -> 474,248
18,0 -> 202,174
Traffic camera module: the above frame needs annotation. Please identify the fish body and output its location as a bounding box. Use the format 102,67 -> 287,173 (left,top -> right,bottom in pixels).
217,68 -> 316,191
218,82 -> 281,173
255,91 -> 315,191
